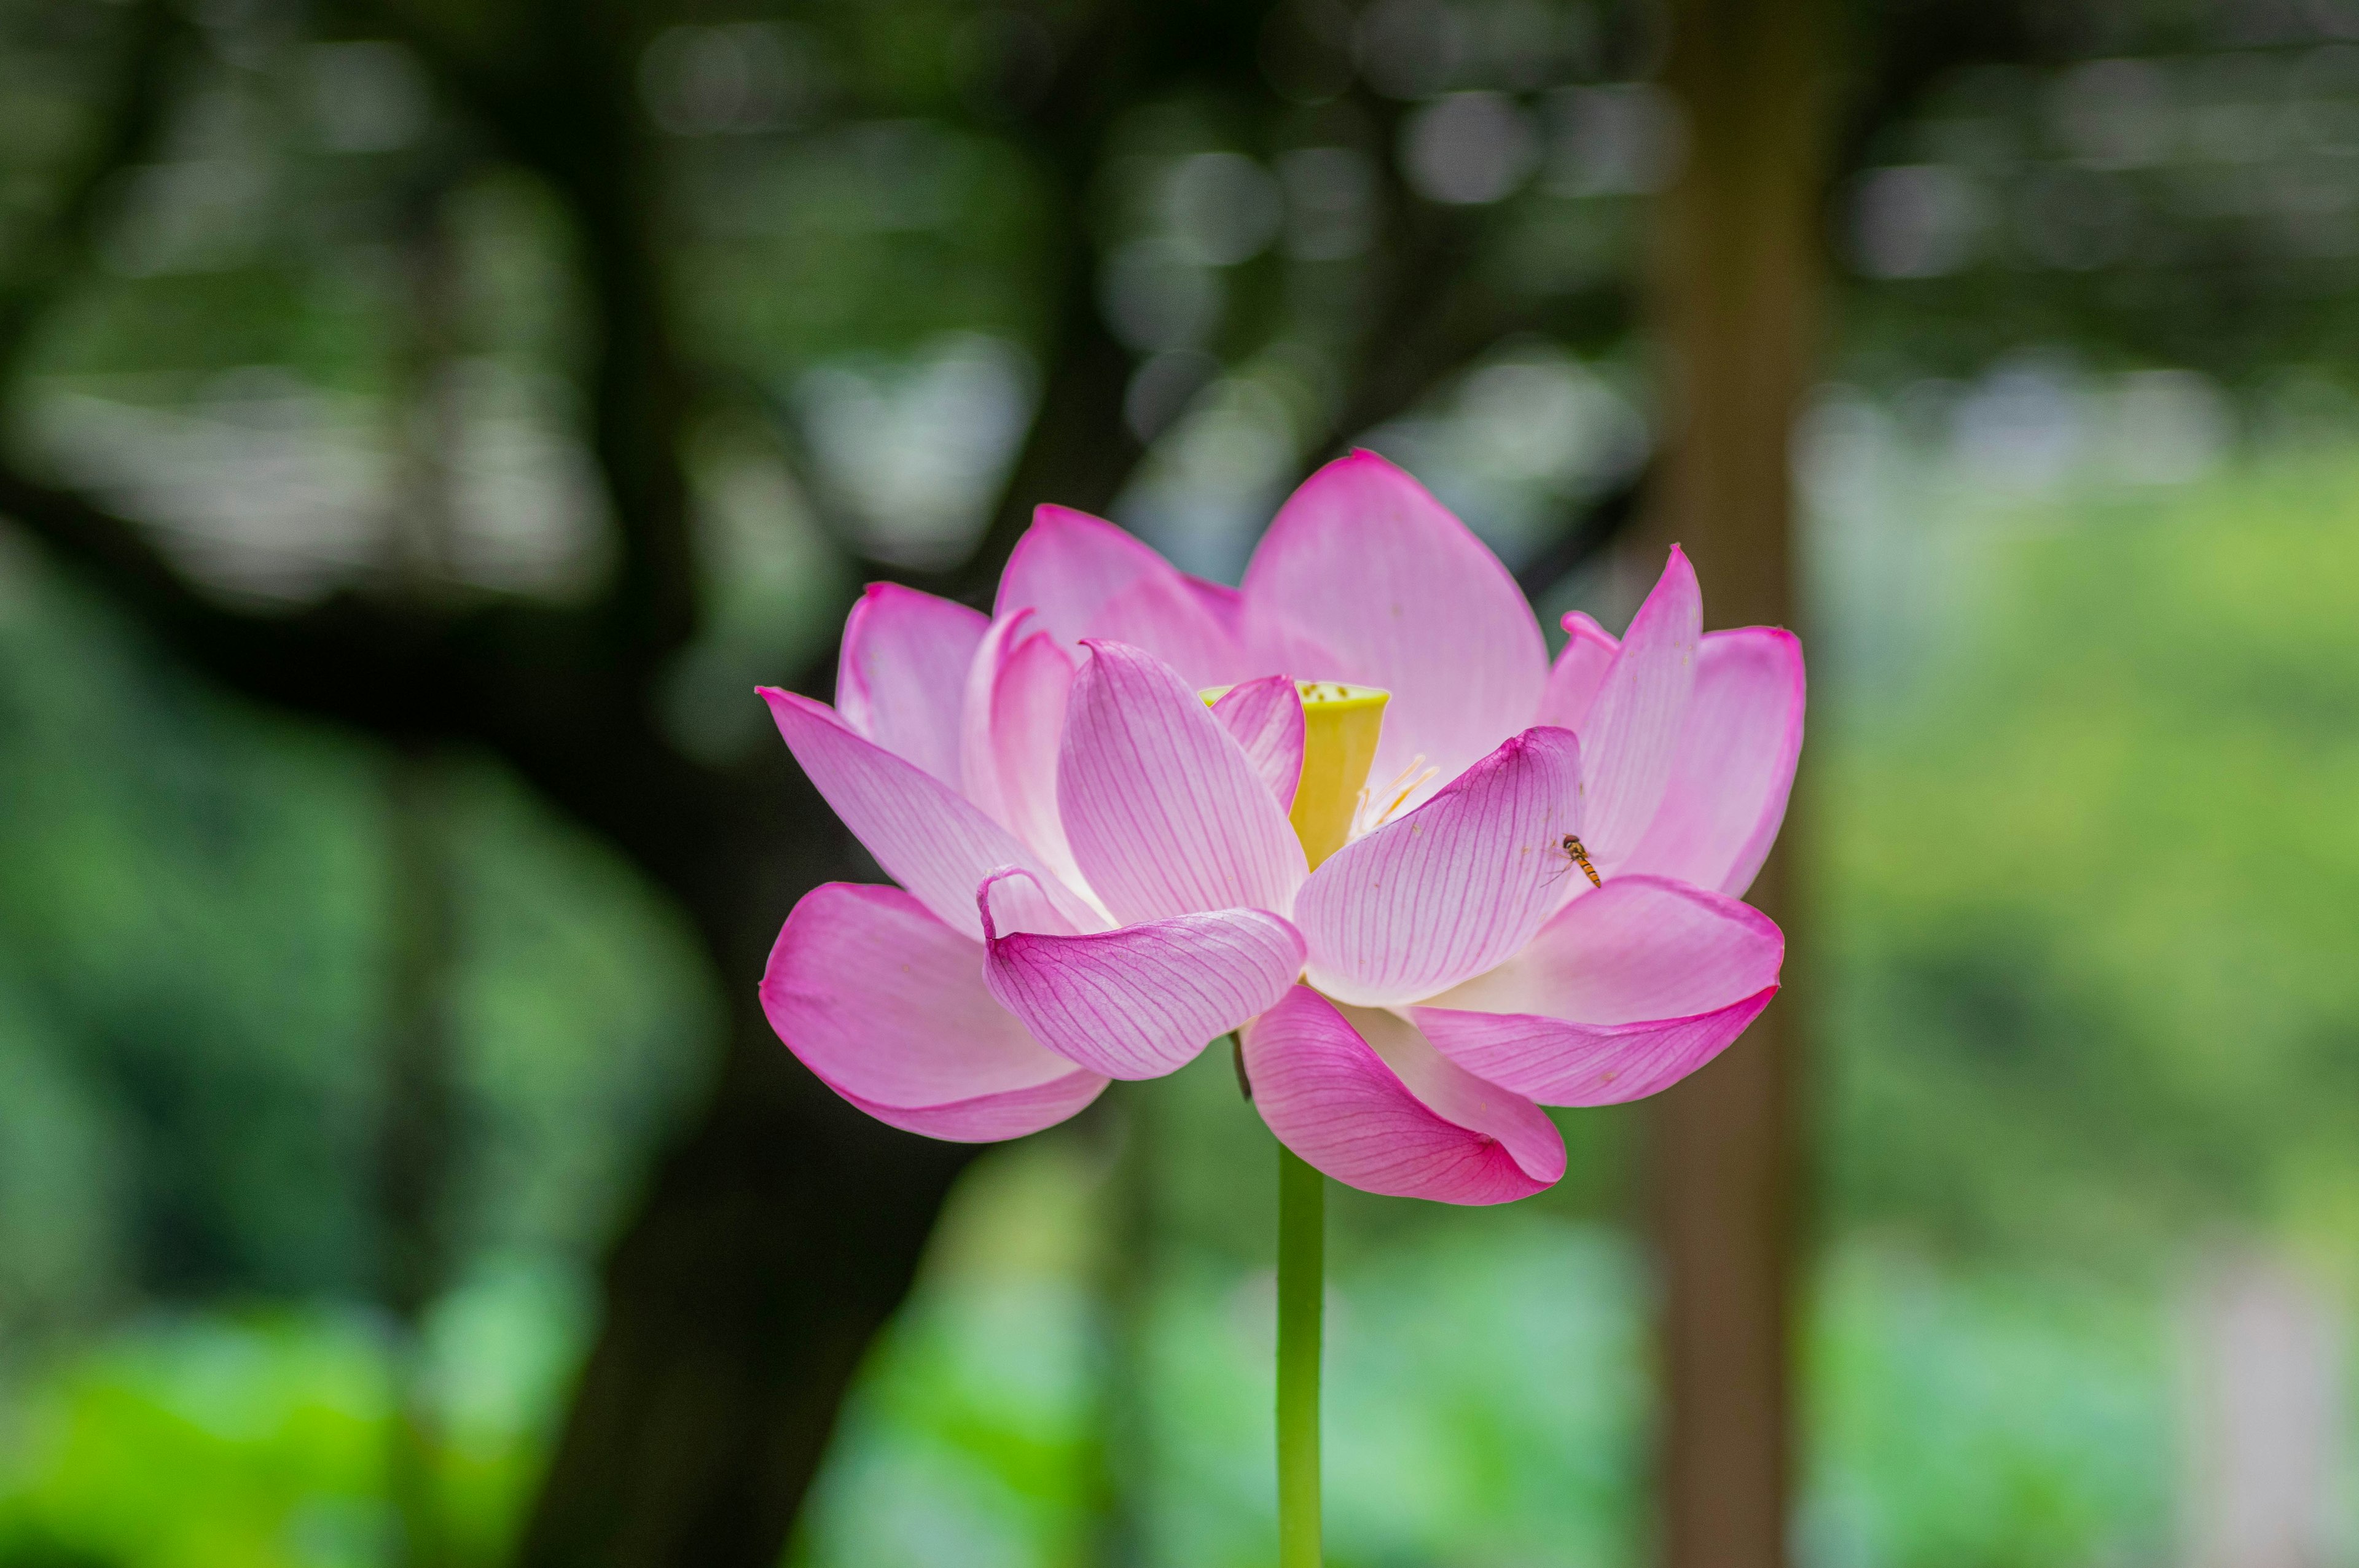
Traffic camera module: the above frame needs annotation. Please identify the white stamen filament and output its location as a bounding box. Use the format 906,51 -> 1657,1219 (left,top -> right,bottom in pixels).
1354,753 -> 1436,839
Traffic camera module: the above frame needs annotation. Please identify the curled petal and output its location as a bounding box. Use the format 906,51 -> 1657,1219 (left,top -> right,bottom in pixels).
1241,987 -> 1563,1204
1240,451 -> 1547,813
996,504 -> 1247,687
960,610 -> 1083,887
1210,674 -> 1306,810
1058,641 -> 1308,924
1581,547 -> 1702,864
1412,992 -> 1776,1108
1296,727 -> 1582,1007
762,688 -> 1102,940
979,869 -> 1305,1080
762,884 -> 1108,1141
1621,627 -> 1804,897
1411,875 -> 1785,1104
1535,610 -> 1619,731
835,583 -> 988,786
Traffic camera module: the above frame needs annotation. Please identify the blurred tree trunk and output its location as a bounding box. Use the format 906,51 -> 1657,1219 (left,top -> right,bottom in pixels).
379,747 -> 458,1568
378,182 -> 466,1568
1641,2 -> 1829,1567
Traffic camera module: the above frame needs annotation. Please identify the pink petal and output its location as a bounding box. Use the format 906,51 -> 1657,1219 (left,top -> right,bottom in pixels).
1579,548 -> 1702,864
1240,451 -> 1546,810
762,883 -> 1108,1141
1186,575 -> 1245,634
1210,674 -> 1306,810
960,610 -> 1084,887
1410,991 -> 1777,1108
1410,874 -> 1785,1104
1620,627 -> 1804,897
1094,568 -> 1259,688
979,869 -> 1305,1080
1057,641 -> 1308,924
1295,726 -> 1582,1007
1535,610 -> 1619,731
762,688 -> 1103,940
1430,873 -> 1783,1020
1240,986 -> 1563,1204
835,583 -> 989,786
996,504 -> 1247,687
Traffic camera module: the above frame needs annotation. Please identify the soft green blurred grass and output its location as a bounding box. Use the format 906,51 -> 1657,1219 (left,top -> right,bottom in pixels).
0,1187 -> 2186,1568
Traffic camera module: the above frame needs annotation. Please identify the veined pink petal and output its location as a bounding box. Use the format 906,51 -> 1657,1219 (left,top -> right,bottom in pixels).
1241,986 -> 1563,1204
835,583 -> 989,786
960,610 -> 1084,889
1058,641 -> 1309,924
996,504 -> 1246,687
1535,610 -> 1619,731
1411,874 -> 1783,1104
1210,674 -> 1306,810
762,883 -> 1107,1141
1430,873 -> 1783,1021
762,688 -> 1103,940
1620,627 -> 1804,897
1240,451 -> 1546,811
1581,547 -> 1702,865
1410,991 -> 1776,1107
1296,727 -> 1582,1007
979,869 -> 1305,1080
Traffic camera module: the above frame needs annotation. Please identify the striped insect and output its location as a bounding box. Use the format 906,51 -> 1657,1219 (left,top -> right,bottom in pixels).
1559,833 -> 1602,889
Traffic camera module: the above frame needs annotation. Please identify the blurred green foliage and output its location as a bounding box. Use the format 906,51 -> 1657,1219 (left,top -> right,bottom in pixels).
0,555 -> 711,1329
1824,448 -> 2359,1277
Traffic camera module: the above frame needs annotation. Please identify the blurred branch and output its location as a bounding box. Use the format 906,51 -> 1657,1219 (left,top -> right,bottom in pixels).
1321,79 -> 1639,451
0,0 -> 178,367
924,0 -> 1162,605
0,462 -> 579,744
0,2 -> 488,740
361,0 -> 701,661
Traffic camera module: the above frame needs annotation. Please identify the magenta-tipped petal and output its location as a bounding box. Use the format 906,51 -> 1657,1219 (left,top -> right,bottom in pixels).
1210,674 -> 1307,810
960,610 -> 1083,886
996,504 -> 1246,688
1058,641 -> 1308,925
1241,986 -> 1563,1204
1620,627 -> 1805,897
1240,451 -> 1547,809
1580,547 -> 1702,864
762,883 -> 1108,1141
762,688 -> 1103,940
979,870 -> 1305,1080
1536,610 -> 1619,731
835,583 -> 990,786
1296,726 -> 1582,1007
1410,874 -> 1785,1104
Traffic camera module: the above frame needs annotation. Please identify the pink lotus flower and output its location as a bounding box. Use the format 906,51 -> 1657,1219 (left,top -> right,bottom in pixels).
759,452 -> 1800,1204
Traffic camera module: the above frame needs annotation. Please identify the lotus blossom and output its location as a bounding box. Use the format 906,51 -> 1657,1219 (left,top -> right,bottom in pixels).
759,451 -> 1801,1204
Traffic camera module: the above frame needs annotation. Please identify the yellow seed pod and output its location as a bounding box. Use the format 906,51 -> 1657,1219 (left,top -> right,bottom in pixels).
1203,680 -> 1389,872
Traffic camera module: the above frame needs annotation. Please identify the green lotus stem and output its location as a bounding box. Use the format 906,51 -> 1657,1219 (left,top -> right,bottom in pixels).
1276,1143 -> 1324,1567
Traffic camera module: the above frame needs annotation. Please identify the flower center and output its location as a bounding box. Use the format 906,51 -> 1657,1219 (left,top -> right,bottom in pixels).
1291,681 -> 1387,869
1203,679 -> 1388,871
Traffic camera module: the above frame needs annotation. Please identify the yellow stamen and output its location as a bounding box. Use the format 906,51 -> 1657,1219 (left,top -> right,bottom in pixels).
1202,680 -> 1389,871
